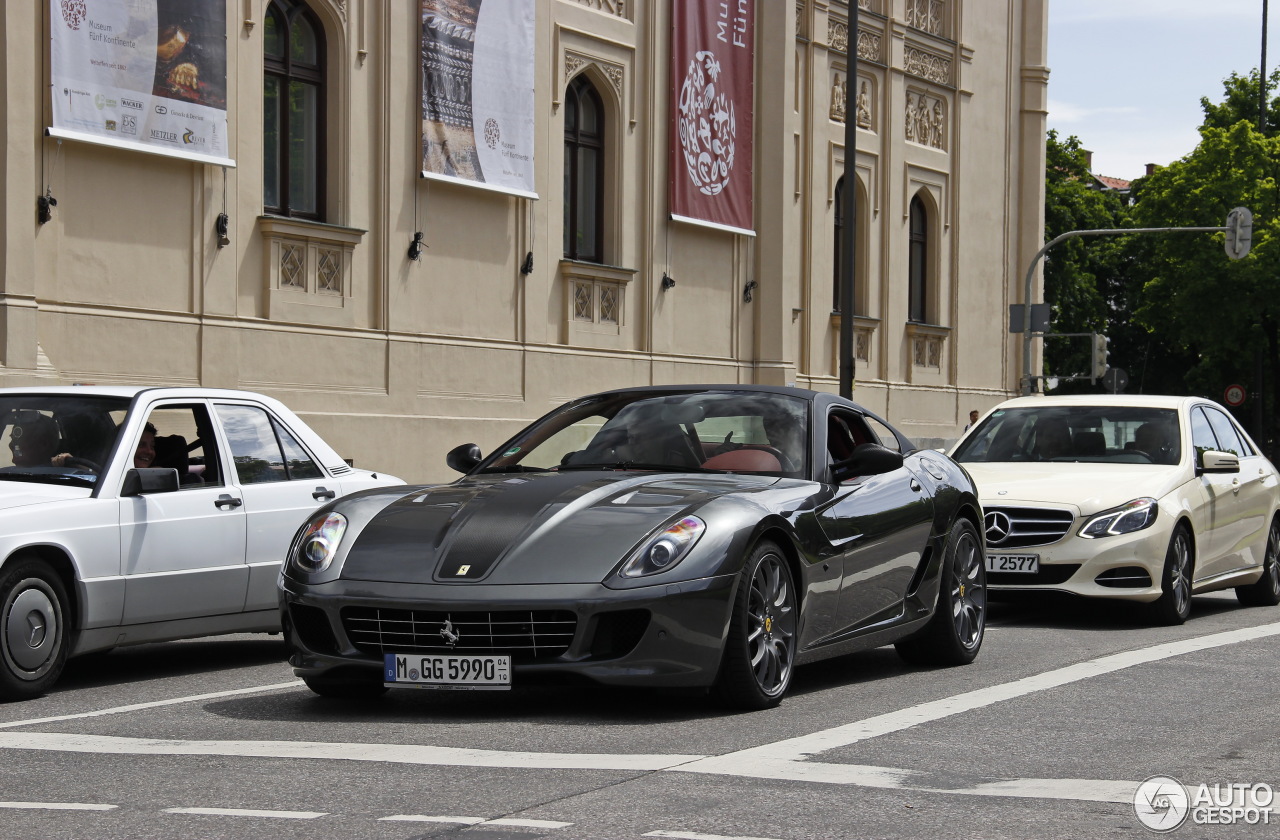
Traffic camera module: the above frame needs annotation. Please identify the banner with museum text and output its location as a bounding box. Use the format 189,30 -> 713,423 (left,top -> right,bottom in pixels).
49,0 -> 232,167
668,0 -> 755,236
420,0 -> 537,199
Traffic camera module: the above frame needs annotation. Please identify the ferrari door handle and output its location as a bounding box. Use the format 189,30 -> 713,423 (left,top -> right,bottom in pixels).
215,495 -> 243,509
312,487 -> 337,501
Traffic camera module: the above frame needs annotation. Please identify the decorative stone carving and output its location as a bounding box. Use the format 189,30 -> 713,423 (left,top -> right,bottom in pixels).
906,0 -> 944,36
857,30 -> 881,62
317,248 -> 342,294
575,0 -> 627,16
281,244 -> 305,289
905,91 -> 946,149
829,20 -> 881,63
831,74 -> 846,123
855,80 -> 872,129
904,46 -> 951,85
829,20 -> 847,52
564,52 -> 624,100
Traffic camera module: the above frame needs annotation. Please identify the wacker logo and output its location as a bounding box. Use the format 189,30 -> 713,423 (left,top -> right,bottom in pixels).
121,98 -> 143,110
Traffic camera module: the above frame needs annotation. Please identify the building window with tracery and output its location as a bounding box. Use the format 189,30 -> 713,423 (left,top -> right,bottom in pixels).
264,0 -> 326,220
908,195 -> 929,323
563,75 -> 605,263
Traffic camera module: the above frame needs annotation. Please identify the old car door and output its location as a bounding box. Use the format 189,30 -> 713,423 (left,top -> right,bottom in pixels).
817,409 -> 934,635
119,402 -> 249,624
213,402 -> 345,614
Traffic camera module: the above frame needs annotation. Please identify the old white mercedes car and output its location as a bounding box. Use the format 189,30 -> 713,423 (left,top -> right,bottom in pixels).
951,395 -> 1280,624
0,386 -> 402,699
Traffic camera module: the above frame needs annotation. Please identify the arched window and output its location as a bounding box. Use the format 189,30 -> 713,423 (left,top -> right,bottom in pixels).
563,76 -> 605,263
264,0 -> 326,219
908,195 -> 928,323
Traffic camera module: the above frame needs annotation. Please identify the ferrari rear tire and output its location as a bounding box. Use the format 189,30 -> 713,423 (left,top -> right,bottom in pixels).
303,675 -> 388,699
895,518 -> 985,667
1236,518 -> 1280,607
0,558 -> 70,701
714,541 -> 797,711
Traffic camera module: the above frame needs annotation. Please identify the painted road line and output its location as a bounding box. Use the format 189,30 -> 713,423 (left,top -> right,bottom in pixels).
0,682 -> 304,731
0,732 -> 704,771
164,807 -> 326,819
644,831 -> 783,840
488,818 -> 574,828
672,620 -> 1280,776
379,816 -> 487,824
0,802 -> 117,811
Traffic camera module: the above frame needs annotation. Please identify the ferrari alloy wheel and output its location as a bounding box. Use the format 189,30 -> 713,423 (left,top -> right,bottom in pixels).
303,674 -> 389,700
1150,526 -> 1194,626
1236,518 -> 1280,607
715,541 -> 797,710
896,517 -> 986,666
0,558 -> 70,700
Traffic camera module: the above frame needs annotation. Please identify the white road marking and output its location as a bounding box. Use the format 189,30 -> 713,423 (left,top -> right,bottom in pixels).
378,815 -> 572,828
489,818 -> 575,828
0,802 -> 117,811
644,831 -> 783,840
164,807 -> 326,819
0,681 -> 303,730
0,732 -> 704,771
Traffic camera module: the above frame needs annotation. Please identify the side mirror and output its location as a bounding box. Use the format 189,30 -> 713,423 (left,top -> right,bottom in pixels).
830,443 -> 904,484
446,443 -> 483,474
1198,449 -> 1240,475
121,467 -> 180,497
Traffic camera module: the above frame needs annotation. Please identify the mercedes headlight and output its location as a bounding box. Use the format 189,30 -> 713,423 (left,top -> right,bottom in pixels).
292,512 -> 348,573
1079,498 -> 1158,539
619,516 -> 706,578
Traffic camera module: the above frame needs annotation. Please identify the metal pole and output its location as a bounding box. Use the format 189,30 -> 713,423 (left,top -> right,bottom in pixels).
1020,225 -> 1231,394
1255,0 -> 1268,440
838,3 -> 858,399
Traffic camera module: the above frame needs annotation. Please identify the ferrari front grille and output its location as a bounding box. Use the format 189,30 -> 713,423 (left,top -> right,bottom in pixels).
341,607 -> 576,660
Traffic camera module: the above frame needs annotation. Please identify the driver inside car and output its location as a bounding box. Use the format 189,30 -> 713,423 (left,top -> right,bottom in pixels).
6,414 -> 73,468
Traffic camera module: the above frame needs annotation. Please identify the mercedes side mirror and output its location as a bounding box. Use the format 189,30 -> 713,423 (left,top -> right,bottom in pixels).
446,443 -> 483,474
121,467 -> 180,496
1197,449 -> 1240,475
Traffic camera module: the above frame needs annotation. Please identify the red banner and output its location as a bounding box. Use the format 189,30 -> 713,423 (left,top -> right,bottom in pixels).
669,0 -> 755,236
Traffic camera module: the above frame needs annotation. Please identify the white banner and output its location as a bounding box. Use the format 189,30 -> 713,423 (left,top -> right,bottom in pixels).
49,0 -> 233,167
420,0 -> 536,199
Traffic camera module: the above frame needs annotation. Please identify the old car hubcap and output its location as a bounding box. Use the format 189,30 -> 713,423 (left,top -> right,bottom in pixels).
4,581 -> 59,675
748,554 -> 795,695
952,530 -> 985,649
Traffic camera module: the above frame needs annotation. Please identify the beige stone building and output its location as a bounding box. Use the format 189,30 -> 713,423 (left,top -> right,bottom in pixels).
1,0 -> 1048,482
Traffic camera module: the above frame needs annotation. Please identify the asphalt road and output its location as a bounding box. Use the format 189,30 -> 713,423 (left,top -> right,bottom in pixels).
2,591 -> 1278,840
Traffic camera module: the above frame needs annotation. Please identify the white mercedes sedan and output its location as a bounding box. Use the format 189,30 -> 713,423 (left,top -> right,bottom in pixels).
0,387 -> 403,699
950,395 -> 1280,624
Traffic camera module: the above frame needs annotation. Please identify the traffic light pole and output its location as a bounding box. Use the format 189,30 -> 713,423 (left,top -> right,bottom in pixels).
1020,222 -> 1245,395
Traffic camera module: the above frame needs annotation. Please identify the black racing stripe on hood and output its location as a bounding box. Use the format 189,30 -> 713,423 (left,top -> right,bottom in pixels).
435,473 -> 614,581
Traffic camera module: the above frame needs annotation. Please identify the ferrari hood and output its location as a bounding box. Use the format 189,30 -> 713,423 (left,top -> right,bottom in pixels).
960,461 -> 1189,514
340,470 -> 782,585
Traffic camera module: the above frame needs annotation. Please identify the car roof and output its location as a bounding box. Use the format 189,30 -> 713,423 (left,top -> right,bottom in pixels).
0,385 -> 287,401
990,394 -> 1205,411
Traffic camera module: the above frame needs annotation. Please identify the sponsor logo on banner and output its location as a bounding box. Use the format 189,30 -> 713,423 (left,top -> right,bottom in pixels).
150,129 -> 178,142
59,0 -> 86,30
121,98 -> 143,110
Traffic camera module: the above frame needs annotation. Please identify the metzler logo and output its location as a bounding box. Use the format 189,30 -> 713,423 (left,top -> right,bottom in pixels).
1134,775 -> 1190,832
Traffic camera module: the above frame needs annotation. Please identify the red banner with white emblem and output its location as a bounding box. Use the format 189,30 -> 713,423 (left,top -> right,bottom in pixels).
668,0 -> 755,237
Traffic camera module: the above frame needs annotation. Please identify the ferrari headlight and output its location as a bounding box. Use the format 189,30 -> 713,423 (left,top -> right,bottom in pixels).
1079,498 -> 1158,539
620,516 -> 706,578
293,512 -> 348,573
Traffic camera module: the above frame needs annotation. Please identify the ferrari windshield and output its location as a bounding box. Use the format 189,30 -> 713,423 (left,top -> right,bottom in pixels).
953,405 -> 1182,465
483,390 -> 810,477
0,395 -> 131,484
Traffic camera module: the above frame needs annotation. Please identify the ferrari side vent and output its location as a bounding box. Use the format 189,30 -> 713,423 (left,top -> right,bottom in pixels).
588,610 -> 650,659
341,607 -> 576,661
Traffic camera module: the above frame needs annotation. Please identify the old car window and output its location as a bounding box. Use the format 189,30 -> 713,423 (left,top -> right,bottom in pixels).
216,404 -> 289,484
954,405 -> 1182,465
484,390 -> 809,476
272,416 -> 323,478
143,404 -> 222,488
1201,407 -> 1250,456
0,394 -> 131,485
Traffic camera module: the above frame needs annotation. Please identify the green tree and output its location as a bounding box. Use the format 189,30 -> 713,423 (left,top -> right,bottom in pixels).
1041,130 -> 1129,385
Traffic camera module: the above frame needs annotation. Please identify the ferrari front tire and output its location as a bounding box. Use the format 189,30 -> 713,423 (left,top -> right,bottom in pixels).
895,518 -> 986,667
714,541 -> 797,711
0,558 -> 70,700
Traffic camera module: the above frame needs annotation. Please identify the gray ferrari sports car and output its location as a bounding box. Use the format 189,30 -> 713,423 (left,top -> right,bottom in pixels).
278,385 -> 986,709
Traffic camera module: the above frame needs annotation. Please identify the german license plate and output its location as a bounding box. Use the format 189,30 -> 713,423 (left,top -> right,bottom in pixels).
384,653 -> 511,690
986,554 -> 1039,573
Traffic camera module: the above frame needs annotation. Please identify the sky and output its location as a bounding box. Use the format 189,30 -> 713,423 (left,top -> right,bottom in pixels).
1047,0 -> 1278,181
